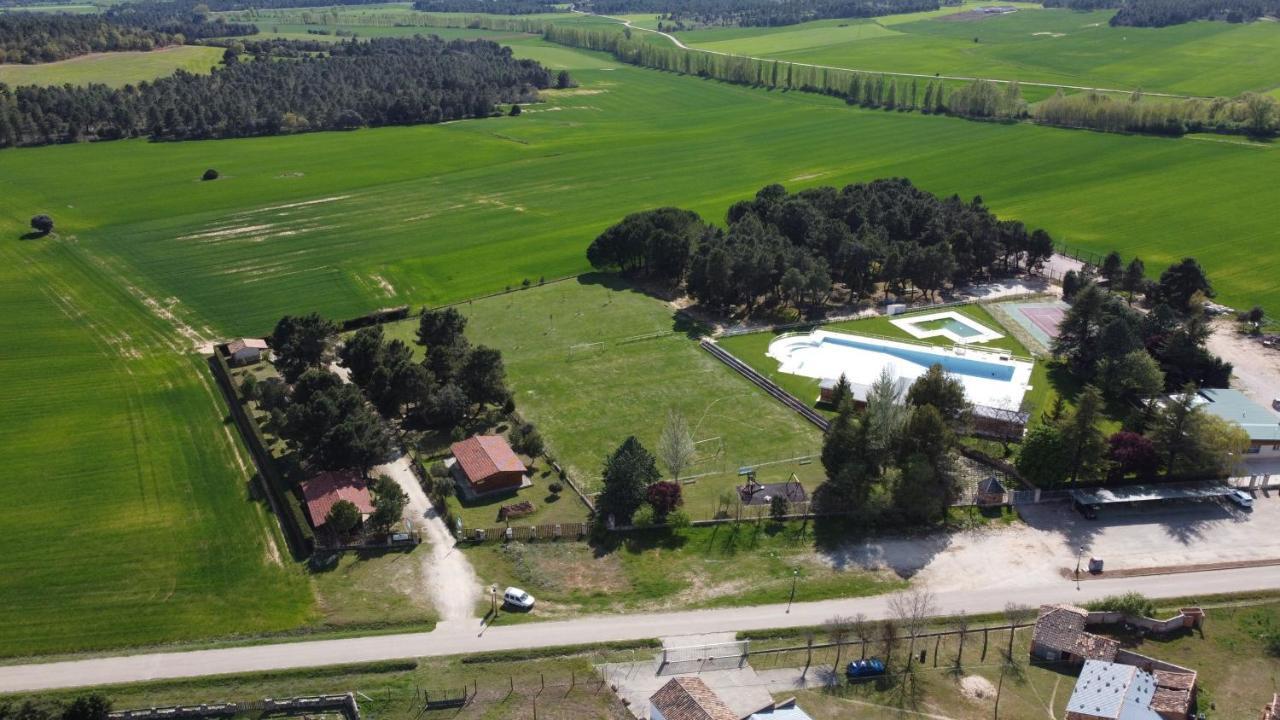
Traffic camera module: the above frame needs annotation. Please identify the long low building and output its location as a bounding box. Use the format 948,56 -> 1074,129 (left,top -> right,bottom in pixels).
1070,481 -> 1236,508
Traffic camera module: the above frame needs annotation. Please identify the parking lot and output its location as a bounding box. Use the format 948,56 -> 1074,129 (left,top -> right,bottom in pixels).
827,490 -> 1280,593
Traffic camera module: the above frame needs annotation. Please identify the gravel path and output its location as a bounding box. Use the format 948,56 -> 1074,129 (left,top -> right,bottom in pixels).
1207,318 -> 1280,411
375,456 -> 481,624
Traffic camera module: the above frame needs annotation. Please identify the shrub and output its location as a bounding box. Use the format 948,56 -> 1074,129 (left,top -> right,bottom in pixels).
429,461 -> 449,478
30,214 -> 53,235
770,494 -> 789,521
632,504 -> 656,528
666,509 -> 690,528
1084,591 -> 1156,618
239,373 -> 259,401
202,168 -> 219,181
646,480 -> 683,518
548,481 -> 564,494
433,475 -> 455,499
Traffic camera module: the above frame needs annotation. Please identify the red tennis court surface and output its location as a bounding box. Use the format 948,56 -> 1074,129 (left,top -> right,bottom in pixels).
1022,306 -> 1065,339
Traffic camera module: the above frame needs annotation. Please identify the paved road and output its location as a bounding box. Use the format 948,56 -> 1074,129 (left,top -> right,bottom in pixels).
2,565 -> 1277,693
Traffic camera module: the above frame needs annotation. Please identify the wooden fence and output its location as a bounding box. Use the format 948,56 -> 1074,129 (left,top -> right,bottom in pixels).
464,521 -> 591,544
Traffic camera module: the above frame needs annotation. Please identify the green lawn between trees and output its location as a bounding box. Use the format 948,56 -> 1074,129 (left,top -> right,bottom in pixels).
4,37 -> 1280,657
0,45 -> 224,88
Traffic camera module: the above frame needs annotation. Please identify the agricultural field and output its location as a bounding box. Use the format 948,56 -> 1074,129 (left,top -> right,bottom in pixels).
675,3 -> 1280,97
0,45 -> 223,88
4,33 -> 1280,656
0,219 -> 313,658
4,38 -> 1279,336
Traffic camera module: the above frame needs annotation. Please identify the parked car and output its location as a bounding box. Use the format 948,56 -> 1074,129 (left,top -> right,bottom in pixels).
1227,489 -> 1254,509
1072,500 -> 1098,519
845,658 -> 886,679
503,587 -> 535,610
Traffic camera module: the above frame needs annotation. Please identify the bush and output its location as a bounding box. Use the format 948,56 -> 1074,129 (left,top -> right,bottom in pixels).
632,504 -> 656,528
429,461 -> 449,478
548,481 -> 564,494
30,214 -> 53,235
239,373 -> 259,401
1084,591 -> 1156,618
666,509 -> 690,528
433,475 -> 455,499
202,168 -> 219,181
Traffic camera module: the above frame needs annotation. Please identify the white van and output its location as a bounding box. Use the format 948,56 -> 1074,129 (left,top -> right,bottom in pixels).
504,587 -> 535,610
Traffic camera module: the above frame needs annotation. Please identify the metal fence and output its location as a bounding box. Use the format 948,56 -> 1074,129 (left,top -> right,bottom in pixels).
463,521 -> 591,544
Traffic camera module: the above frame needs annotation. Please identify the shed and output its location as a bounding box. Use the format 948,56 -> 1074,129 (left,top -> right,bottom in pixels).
300,470 -> 373,528
1065,660 -> 1163,720
975,476 -> 1007,506
1031,604 -> 1119,665
226,337 -> 269,366
450,435 -> 527,498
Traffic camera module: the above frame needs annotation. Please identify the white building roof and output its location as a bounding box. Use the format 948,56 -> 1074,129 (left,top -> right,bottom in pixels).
1065,660 -> 1163,720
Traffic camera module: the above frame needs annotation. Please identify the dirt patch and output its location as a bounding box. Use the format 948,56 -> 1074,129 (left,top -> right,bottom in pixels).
503,543 -> 630,596
937,8 -> 1015,22
960,674 -> 996,700
1032,31 -> 1066,37
543,87 -> 609,97
1207,318 -> 1280,408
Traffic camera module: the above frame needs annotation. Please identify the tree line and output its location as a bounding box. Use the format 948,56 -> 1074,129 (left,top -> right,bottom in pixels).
587,179 -> 1055,313
1045,0 -> 1279,26
0,36 -> 565,148
535,22 -> 1276,137
1017,257 -> 1245,487
0,9 -> 252,64
1035,88 -> 1279,137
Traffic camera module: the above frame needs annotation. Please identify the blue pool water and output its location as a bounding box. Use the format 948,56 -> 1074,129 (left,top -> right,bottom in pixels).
821,335 -> 1015,381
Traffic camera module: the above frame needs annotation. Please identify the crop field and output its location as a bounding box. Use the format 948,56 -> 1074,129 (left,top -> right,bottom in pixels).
3,33 -> 1280,655
383,277 -> 828,514
676,4 -> 1280,97
0,218 -> 312,657
0,45 -> 224,88
4,37 -> 1279,338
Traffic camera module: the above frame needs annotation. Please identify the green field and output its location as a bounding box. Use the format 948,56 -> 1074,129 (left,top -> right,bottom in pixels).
4,33 -> 1280,656
0,45 -> 224,88
0,226 -> 313,657
676,4 -> 1280,97
383,277 -> 828,514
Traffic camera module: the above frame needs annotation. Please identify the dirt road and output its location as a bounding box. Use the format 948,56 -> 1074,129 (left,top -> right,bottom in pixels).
375,456 -> 481,624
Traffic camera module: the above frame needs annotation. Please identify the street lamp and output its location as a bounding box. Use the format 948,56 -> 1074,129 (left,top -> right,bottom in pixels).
1075,546 -> 1084,591
787,568 -> 799,614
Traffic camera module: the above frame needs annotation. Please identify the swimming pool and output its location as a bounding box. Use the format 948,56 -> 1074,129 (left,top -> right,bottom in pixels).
890,310 -> 1004,344
822,334 -> 1015,381
767,329 -> 1033,409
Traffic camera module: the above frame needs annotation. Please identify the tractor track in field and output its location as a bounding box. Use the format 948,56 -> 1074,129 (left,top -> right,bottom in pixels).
579,11 -> 1209,100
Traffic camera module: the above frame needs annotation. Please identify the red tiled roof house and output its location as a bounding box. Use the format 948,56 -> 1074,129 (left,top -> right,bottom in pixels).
649,677 -> 738,720
300,470 -> 374,528
450,435 -> 527,497
1031,604 -> 1120,665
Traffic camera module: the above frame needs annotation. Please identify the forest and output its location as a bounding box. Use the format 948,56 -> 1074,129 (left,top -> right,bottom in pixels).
0,11 -> 252,64
413,0 -> 942,25
586,179 -> 1056,312
1044,0 -> 1279,26
0,37 -> 564,147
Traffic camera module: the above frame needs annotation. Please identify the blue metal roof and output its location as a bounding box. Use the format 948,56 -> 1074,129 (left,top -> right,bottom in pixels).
1198,388 -> 1280,442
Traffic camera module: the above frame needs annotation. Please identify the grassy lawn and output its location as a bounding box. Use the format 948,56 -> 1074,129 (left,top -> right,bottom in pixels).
676,3 -> 1280,97
0,45 -> 224,88
383,277 -> 828,518
464,520 -> 905,620
441,459 -> 594,531
5,652 -> 637,719
308,550 -> 438,632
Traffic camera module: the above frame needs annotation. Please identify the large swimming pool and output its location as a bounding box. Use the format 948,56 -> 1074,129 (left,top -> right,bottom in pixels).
767,329 -> 1033,409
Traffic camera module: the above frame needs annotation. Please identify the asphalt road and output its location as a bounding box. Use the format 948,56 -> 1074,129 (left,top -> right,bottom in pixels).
3,565 -> 1278,693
